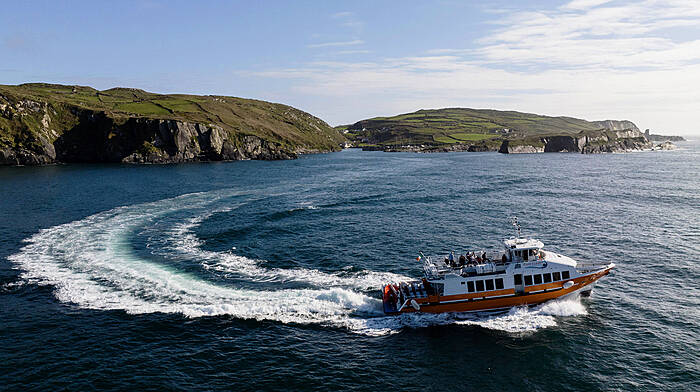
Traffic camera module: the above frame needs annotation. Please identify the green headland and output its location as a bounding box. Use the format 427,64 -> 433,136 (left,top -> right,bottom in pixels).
0,83 -> 345,164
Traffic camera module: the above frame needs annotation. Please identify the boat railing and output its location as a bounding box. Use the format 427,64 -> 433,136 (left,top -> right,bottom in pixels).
423,257 -> 441,279
576,262 -> 614,273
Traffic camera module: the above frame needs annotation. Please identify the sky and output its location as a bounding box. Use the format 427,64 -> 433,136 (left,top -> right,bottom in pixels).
2,0 -> 700,135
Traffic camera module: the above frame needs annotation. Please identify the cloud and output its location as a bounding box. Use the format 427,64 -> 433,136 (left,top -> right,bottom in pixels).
331,11 -> 354,19
307,40 -> 364,48
477,0 -> 700,69
334,50 -> 372,55
562,0 -> 615,10
251,1 -> 700,134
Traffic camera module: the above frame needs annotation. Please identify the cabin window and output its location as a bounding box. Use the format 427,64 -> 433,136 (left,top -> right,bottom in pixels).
525,275 -> 533,286
514,274 -> 522,285
485,279 -> 494,291
495,278 -> 504,290
467,281 -> 475,293
523,250 -> 529,261
476,280 -> 485,292
534,274 -> 542,284
562,270 -> 570,280
543,273 -> 552,283
553,272 -> 561,281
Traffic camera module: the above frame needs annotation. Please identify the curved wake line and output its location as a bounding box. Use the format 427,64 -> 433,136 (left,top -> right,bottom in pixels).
7,189 -> 587,335
162,207 -> 409,291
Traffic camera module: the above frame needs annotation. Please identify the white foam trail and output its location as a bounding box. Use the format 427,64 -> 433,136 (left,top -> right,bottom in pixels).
347,296 -> 588,335
8,190 -> 588,335
6,191 -> 395,333
162,206 -> 409,291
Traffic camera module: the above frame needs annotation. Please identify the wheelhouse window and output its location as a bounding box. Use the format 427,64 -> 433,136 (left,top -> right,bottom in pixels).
534,274 -> 542,284
476,280 -> 485,292
524,275 -> 533,286
467,281 -> 475,293
543,273 -> 552,283
514,274 -> 522,285
495,278 -> 504,290
562,270 -> 570,280
553,272 -> 561,281
485,279 -> 494,291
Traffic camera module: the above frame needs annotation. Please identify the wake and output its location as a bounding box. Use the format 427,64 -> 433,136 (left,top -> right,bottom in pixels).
8,190 -> 587,335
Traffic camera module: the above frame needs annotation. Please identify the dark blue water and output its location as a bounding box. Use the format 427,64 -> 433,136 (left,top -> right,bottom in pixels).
2,144 -> 699,391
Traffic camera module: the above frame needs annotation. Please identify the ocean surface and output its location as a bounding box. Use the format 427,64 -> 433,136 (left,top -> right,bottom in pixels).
1,143 -> 699,391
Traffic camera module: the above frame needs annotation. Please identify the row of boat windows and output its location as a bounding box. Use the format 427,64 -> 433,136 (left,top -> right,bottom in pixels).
462,278 -> 505,293
460,270 -> 572,293
523,270 -> 570,286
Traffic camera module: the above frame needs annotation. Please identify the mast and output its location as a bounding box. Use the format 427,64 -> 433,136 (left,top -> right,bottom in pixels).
511,216 -> 521,238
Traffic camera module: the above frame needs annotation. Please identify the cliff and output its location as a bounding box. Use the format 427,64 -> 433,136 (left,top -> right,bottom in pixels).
499,129 -> 651,154
0,83 -> 346,165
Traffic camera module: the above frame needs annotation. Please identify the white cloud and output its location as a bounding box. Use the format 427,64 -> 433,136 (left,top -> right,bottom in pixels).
307,40 -> 364,48
331,11 -> 353,19
562,0 -> 615,10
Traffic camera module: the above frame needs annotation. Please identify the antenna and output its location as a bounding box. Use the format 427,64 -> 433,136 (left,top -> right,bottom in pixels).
511,216 -> 521,238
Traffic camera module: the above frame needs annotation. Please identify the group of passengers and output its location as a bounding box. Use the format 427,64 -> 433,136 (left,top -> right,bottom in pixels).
444,251 -> 489,268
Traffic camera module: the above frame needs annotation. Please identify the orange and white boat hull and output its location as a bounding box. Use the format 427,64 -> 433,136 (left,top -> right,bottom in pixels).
383,265 -> 612,315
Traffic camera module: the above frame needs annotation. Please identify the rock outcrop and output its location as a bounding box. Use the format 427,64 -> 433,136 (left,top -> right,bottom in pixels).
644,129 -> 686,142
499,129 -> 652,154
591,120 -> 640,132
0,105 -> 295,165
653,141 -> 677,150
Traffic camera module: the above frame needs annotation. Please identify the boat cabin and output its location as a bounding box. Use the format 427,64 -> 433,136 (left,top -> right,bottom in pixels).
504,238 -> 544,263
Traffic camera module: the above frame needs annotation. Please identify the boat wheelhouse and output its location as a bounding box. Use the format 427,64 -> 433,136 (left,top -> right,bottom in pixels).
382,219 -> 614,315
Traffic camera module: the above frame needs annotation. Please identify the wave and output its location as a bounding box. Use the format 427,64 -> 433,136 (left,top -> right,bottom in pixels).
162,206 -> 409,291
7,190 -> 588,335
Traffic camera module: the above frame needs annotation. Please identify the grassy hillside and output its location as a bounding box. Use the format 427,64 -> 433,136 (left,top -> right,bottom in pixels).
0,83 -> 346,152
343,108 -> 614,146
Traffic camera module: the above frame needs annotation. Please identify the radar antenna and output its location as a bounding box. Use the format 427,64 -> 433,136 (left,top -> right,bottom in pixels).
511,216 -> 521,238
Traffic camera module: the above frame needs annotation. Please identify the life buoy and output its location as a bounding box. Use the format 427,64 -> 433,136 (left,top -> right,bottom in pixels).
410,299 -> 420,311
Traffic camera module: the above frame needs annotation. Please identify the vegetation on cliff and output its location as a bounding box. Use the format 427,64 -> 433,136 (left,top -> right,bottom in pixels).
0,83 -> 346,164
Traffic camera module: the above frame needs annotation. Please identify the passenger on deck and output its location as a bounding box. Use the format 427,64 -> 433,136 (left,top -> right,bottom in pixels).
448,251 -> 455,267
482,252 -> 487,261
459,254 -> 466,267
476,255 -> 482,264
466,253 -> 473,265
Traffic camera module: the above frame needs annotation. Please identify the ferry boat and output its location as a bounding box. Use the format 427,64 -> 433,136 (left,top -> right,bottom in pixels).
382,219 -> 614,315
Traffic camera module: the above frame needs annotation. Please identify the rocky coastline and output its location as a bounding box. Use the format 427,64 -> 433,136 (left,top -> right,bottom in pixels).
359,129 -> 658,154
499,129 -> 652,154
0,84 -> 343,166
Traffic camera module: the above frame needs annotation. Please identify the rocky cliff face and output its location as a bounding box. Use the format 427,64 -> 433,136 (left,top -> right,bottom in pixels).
499,129 -> 652,154
591,120 -> 640,132
0,92 -> 331,165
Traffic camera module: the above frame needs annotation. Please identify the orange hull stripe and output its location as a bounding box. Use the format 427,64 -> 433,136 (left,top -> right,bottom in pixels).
397,269 -> 610,314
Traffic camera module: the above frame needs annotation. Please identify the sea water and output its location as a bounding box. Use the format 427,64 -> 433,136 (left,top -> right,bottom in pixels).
1,143 -> 698,391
